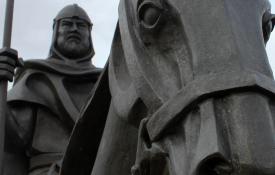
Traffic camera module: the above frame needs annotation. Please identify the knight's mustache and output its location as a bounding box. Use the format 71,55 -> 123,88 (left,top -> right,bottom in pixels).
66,33 -> 81,40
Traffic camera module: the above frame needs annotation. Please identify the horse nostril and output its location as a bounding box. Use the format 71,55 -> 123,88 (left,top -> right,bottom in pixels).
213,163 -> 233,175
197,155 -> 233,175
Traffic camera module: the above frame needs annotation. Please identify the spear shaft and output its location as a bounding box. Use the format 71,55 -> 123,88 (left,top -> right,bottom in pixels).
3,0 -> 14,48
0,0 -> 15,173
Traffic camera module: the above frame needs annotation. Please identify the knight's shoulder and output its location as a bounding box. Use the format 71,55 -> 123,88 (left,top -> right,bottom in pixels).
14,59 -> 48,82
16,59 -> 47,72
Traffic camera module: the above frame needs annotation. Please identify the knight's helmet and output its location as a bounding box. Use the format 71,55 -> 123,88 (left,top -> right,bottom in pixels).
49,4 -> 95,64
54,4 -> 92,26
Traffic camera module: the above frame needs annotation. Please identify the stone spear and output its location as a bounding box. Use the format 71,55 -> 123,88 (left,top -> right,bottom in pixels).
0,0 -> 15,173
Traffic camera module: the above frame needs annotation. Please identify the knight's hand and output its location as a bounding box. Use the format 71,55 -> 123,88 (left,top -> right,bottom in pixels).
0,47 -> 24,82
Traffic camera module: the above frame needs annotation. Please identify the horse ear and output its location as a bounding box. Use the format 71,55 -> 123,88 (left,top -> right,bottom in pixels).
262,12 -> 275,43
271,14 -> 275,32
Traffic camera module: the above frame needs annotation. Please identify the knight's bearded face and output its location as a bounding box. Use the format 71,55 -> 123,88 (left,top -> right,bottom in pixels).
56,17 -> 91,59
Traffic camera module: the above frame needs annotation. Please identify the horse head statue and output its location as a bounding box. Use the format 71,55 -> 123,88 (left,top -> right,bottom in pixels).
61,0 -> 275,175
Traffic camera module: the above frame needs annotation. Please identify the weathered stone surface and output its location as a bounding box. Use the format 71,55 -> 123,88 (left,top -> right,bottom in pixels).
62,0 -> 275,175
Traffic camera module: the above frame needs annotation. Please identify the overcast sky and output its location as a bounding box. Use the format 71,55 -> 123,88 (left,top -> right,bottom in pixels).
1,0 -> 275,71
0,0 -> 120,67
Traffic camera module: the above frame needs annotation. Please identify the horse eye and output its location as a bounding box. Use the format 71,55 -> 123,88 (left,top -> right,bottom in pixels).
138,2 -> 162,29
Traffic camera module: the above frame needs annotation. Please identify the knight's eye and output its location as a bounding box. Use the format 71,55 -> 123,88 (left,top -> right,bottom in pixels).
138,2 -> 162,29
61,22 -> 72,26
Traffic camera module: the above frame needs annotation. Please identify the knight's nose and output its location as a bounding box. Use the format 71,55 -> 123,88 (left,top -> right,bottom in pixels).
71,23 -> 79,31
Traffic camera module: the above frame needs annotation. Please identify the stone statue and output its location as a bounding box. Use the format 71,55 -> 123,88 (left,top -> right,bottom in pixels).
61,0 -> 275,175
0,4 -> 101,175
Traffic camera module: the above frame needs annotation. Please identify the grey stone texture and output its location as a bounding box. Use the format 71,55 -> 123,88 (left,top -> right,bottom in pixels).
62,0 -> 275,175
